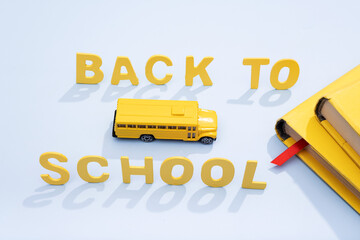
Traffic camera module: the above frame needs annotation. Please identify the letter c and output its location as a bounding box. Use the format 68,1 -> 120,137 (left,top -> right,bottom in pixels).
145,55 -> 173,85
77,156 -> 110,183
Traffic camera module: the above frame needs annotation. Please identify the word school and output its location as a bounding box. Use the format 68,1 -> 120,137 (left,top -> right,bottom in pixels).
40,152 -> 267,190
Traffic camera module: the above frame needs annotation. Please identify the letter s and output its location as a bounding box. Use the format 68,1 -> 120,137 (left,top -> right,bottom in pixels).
39,152 -> 70,185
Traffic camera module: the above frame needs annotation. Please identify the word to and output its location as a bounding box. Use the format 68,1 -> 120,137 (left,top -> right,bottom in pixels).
40,152 -> 267,189
76,53 -> 299,89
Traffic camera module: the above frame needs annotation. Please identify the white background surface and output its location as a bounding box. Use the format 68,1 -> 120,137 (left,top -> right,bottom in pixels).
1,0 -> 360,239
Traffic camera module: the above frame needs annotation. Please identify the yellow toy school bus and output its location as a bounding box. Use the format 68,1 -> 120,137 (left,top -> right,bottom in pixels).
112,99 -> 217,144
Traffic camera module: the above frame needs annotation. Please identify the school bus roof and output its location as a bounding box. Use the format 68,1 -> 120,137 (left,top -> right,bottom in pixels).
116,99 -> 199,125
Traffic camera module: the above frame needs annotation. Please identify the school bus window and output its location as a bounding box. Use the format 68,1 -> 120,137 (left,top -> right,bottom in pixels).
188,127 -> 191,131
117,124 -> 126,128
138,125 -> 146,128
168,126 -> 176,129
148,125 -> 156,129
188,133 -> 191,138
178,126 -> 186,130
192,133 -> 195,138
158,126 -> 166,129
193,127 -> 196,131
128,124 -> 136,128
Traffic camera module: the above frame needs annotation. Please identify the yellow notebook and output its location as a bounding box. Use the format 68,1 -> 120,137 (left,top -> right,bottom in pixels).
275,65 -> 360,214
315,81 -> 360,168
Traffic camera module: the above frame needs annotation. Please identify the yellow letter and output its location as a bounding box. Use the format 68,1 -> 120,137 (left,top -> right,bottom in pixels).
201,158 -> 234,187
76,53 -> 104,84
111,57 -> 139,85
242,161 -> 267,189
270,59 -> 300,90
243,58 -> 270,89
121,156 -> 153,184
77,156 -> 110,183
160,157 -> 193,185
145,55 -> 173,85
39,152 -> 70,185
185,56 -> 214,86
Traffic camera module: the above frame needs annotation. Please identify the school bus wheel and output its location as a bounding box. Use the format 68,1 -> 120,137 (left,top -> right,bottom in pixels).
140,134 -> 155,142
200,137 -> 214,144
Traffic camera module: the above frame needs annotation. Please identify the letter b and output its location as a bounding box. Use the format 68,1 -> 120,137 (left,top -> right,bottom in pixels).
76,53 -> 104,84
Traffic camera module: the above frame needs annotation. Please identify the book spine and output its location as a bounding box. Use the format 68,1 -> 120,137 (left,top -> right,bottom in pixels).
320,120 -> 360,169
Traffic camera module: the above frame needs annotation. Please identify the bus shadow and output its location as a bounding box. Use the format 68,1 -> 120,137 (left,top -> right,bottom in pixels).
101,122 -> 213,160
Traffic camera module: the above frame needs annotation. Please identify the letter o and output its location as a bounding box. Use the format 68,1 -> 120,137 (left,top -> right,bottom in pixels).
201,158 -> 235,187
160,157 -> 194,185
145,55 -> 173,85
270,59 -> 300,90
